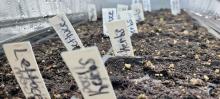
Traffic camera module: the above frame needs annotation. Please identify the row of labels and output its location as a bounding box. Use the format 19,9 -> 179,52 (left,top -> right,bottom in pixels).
3,14 -> 134,99
3,13 -> 137,99
2,0 -> 181,98
88,0 -> 181,22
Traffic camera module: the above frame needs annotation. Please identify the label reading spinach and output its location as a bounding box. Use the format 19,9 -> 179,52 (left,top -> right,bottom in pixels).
76,58 -> 109,96
61,47 -> 117,99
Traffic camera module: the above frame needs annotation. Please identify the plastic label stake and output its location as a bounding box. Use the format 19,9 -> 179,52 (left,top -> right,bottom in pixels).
61,47 -> 117,99
102,8 -> 117,36
142,0 -> 151,12
88,4 -> 97,21
118,10 -> 138,36
132,0 -> 140,4
49,14 -> 84,51
170,0 -> 181,15
106,20 -> 134,56
131,3 -> 145,22
176,0 -> 181,14
117,4 -> 128,12
3,42 -> 51,99
117,4 -> 128,19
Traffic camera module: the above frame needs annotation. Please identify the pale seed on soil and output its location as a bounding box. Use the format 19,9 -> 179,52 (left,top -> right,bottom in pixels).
194,54 -> 199,60
125,64 -> 132,70
64,93 -> 68,97
202,60 -> 211,66
173,39 -> 177,44
183,30 -> 189,35
133,49 -> 137,52
144,61 -> 155,70
137,94 -> 148,99
206,40 -> 210,44
204,75 -> 209,81
185,40 -> 189,45
190,78 -> 204,86
169,64 -> 175,69
217,55 -> 220,59
215,69 -> 219,74
54,94 -> 61,98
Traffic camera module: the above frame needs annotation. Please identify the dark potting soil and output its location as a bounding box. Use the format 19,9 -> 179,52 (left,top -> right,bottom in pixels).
0,9 -> 220,99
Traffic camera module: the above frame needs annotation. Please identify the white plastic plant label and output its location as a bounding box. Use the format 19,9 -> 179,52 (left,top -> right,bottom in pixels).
61,46 -> 117,99
119,10 -> 138,36
117,4 -> 128,13
170,0 -> 181,15
131,3 -> 145,22
132,0 -> 140,4
106,20 -> 134,56
49,14 -> 84,51
117,4 -> 128,19
3,42 -> 50,99
176,0 -> 181,15
102,8 -> 117,36
142,0 -> 151,12
88,4 -> 97,21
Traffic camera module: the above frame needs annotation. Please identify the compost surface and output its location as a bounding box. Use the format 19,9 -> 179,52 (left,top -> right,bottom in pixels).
0,9 -> 220,99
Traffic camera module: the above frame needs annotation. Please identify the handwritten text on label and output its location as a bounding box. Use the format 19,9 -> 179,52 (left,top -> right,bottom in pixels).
3,42 -> 50,99
61,47 -> 117,99
117,4 -> 128,19
119,10 -> 138,36
131,3 -> 145,22
106,20 -> 134,56
102,8 -> 117,36
49,14 -> 84,50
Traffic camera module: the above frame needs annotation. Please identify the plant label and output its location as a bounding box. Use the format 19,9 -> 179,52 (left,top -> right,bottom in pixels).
117,4 -> 128,19
3,42 -> 50,99
106,20 -> 134,56
170,0 -> 181,15
132,0 -> 140,4
142,0 -> 151,12
88,4 -> 97,21
131,3 -> 145,22
118,10 -> 138,36
61,47 -> 117,99
49,14 -> 84,51
102,8 -> 117,36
